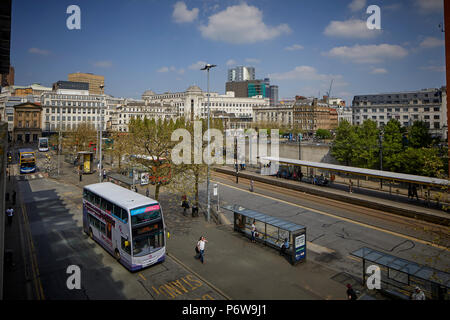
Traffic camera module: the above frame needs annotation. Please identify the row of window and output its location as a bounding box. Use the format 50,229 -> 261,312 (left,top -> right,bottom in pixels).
46,116 -> 104,122
17,120 -> 38,128
354,121 -> 440,129
45,108 -> 105,114
355,107 -> 440,113
356,115 -> 440,120
44,94 -> 102,100
83,189 -> 129,223
46,101 -> 104,107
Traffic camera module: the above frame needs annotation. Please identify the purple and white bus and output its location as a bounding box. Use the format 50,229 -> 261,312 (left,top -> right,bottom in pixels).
82,182 -> 165,271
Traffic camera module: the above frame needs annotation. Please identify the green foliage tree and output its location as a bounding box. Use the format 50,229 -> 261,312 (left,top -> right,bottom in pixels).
408,121 -> 433,148
331,120 -> 357,166
382,119 -> 404,172
316,128 -> 332,140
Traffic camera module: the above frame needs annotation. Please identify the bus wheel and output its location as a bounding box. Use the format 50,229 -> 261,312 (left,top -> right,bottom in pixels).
89,228 -> 93,239
114,249 -> 121,261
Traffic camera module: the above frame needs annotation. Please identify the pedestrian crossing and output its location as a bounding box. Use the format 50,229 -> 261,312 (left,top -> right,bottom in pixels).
17,173 -> 45,181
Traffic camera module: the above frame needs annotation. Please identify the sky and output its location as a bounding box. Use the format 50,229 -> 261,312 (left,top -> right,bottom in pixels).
10,0 -> 446,104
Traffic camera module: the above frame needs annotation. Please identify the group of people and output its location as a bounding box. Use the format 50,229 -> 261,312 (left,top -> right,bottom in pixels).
251,220 -> 290,255
345,284 -> 426,300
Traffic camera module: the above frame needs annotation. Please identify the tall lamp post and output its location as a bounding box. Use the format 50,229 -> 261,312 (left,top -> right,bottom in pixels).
201,63 -> 217,222
99,84 -> 105,182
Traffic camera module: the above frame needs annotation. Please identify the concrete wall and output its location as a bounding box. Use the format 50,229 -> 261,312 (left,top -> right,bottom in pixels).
240,140 -> 337,164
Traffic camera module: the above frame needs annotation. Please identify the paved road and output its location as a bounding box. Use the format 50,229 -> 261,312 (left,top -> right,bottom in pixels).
207,172 -> 450,281
15,174 -> 226,300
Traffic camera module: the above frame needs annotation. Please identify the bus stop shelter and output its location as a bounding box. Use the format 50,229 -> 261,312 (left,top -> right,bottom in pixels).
223,205 -> 306,265
351,247 -> 449,300
106,172 -> 134,190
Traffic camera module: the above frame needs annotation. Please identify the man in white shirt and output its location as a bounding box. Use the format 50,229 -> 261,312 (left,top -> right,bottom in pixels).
411,286 -> 426,300
196,236 -> 208,264
6,207 -> 14,226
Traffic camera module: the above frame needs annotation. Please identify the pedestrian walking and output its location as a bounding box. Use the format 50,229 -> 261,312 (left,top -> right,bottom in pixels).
12,190 -> 16,205
134,186 -> 138,193
346,284 -> 357,300
251,220 -> 257,243
6,207 -> 14,226
146,188 -> 150,198
182,198 -> 190,216
195,236 -> 208,264
348,179 -> 353,193
250,179 -> 254,192
102,169 -> 106,181
411,286 -> 426,300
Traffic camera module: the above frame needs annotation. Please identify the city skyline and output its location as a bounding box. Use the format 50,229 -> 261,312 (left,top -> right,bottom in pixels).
9,0 -> 446,103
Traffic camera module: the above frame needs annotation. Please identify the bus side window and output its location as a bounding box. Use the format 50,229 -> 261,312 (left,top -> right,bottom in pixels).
83,189 -> 88,200
121,208 -> 128,223
87,191 -> 94,203
100,198 -> 107,211
93,194 -> 100,207
106,201 -> 113,214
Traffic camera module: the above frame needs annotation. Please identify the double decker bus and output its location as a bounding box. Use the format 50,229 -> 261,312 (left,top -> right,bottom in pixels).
82,182 -> 166,271
38,137 -> 49,152
19,148 -> 37,173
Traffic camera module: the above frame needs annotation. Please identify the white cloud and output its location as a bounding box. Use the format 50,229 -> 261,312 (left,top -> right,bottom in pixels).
285,44 -> 304,51
93,60 -> 112,68
370,68 -> 388,74
324,19 -> 381,39
199,3 -> 291,44
157,66 -> 185,74
415,0 -> 443,12
348,0 -> 366,12
226,59 -> 237,66
28,47 -> 50,56
157,67 -> 170,73
420,65 -> 445,72
420,37 -> 445,48
325,44 -> 408,64
269,65 -> 347,87
245,58 -> 261,64
172,1 -> 199,23
188,61 -> 208,70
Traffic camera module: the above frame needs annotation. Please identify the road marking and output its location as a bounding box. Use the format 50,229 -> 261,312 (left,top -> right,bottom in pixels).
167,253 -> 231,300
213,180 -> 450,252
139,273 -> 146,281
307,241 -> 335,254
347,255 -> 360,262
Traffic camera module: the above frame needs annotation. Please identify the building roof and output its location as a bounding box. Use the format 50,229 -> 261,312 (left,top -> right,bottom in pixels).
186,85 -> 203,93
142,90 -> 155,96
84,182 -> 158,210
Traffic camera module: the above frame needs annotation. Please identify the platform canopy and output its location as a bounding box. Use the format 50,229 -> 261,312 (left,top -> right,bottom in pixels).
262,156 -> 449,188
351,247 -> 450,288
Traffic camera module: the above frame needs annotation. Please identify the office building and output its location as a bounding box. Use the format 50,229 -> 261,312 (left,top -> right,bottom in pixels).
352,87 -> 447,139
52,80 -> 89,94
228,66 -> 255,82
226,80 -> 267,98
68,72 -> 104,95
13,102 -> 42,143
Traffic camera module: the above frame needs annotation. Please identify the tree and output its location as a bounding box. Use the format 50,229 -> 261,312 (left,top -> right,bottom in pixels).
352,120 -> 380,169
408,121 -> 433,148
63,122 -> 97,154
128,117 -> 181,201
316,129 -> 332,140
331,120 -> 357,166
396,147 -> 444,177
382,119 -> 404,172
110,132 -> 130,169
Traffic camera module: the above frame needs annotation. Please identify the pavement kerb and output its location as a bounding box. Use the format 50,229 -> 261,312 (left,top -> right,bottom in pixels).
213,167 -> 450,227
167,253 -> 232,300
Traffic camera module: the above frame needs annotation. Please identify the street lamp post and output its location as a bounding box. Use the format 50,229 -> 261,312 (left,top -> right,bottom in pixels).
201,63 -> 217,223
99,84 -> 105,183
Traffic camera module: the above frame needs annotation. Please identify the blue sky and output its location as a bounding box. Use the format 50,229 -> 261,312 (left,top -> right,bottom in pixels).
10,0 -> 446,104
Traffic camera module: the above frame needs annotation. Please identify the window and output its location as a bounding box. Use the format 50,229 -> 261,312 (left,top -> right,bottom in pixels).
434,122 -> 440,129
434,115 -> 440,119
121,236 -> 131,255
403,115 -> 408,119
424,115 -> 430,119
433,107 -> 439,112
424,107 -> 430,112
